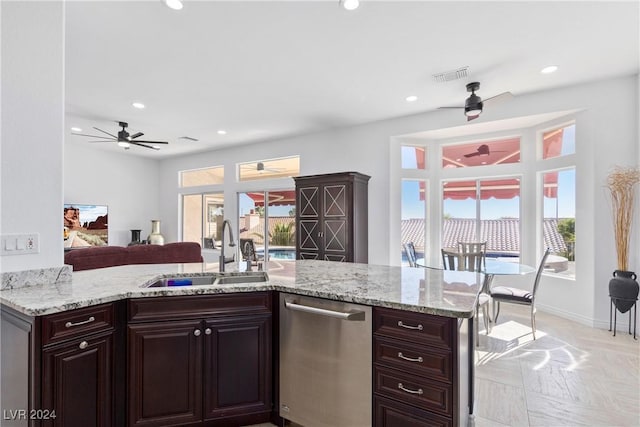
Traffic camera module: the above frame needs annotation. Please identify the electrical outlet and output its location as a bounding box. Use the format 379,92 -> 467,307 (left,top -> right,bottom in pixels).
1,233 -> 40,255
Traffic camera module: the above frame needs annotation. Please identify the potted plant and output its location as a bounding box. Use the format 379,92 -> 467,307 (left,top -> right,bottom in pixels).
605,165 -> 640,319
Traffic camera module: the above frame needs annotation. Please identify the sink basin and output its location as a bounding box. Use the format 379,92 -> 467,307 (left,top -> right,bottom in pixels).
143,272 -> 268,288
213,274 -> 269,285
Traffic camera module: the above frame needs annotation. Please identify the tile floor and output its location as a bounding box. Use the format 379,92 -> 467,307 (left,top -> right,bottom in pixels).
474,304 -> 640,427
248,304 -> 640,427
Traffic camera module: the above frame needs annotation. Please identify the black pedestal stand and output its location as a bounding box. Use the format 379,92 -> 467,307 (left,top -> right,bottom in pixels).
609,296 -> 638,340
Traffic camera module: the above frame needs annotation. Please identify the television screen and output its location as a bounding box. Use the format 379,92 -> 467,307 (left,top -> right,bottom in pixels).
64,204 -> 108,248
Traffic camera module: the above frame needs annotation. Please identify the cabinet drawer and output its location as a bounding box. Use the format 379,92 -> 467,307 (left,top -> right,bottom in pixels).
374,307 -> 453,350
374,337 -> 452,383
128,292 -> 271,322
374,366 -> 452,416
374,395 -> 452,427
42,303 -> 114,346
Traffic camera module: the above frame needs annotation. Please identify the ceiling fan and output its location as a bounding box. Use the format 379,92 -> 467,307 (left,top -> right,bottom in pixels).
463,144 -> 508,158
241,162 -> 284,173
439,82 -> 513,121
72,121 -> 169,150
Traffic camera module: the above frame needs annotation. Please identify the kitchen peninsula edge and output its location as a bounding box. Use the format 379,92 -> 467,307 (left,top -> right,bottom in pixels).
1,260 -> 481,427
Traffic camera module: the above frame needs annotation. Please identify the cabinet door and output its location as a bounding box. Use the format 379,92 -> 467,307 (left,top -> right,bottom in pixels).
297,185 -> 321,260
374,396 -> 452,427
41,332 -> 112,427
128,320 -> 203,426
323,183 -> 350,262
203,315 -> 272,420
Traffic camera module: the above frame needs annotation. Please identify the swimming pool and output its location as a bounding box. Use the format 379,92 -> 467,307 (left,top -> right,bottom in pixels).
256,248 -> 296,260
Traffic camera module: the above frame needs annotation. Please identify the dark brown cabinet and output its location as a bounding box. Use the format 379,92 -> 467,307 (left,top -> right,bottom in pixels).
40,303 -> 119,427
42,332 -> 113,427
295,171 -> 370,263
127,293 -> 273,427
0,302 -> 121,427
128,320 -> 203,426
373,307 -> 468,427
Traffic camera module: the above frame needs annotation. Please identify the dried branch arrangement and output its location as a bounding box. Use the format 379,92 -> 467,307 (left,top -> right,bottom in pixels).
606,166 -> 640,271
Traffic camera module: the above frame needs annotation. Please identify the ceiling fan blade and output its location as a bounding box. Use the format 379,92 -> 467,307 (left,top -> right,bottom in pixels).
463,152 -> 481,158
93,127 -> 118,139
438,106 -> 464,109
130,140 -> 169,144
467,114 -> 480,121
72,133 -> 114,140
87,140 -> 111,143
483,91 -> 513,105
129,132 -> 144,139
129,141 -> 160,150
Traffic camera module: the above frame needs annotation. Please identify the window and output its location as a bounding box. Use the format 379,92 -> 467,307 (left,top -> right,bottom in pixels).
542,124 -> 575,159
238,156 -> 299,182
401,180 -> 426,266
442,137 -> 520,169
239,190 -> 296,267
443,178 -> 521,257
542,168 -> 575,278
183,193 -> 224,248
180,166 -> 224,187
401,145 -> 426,169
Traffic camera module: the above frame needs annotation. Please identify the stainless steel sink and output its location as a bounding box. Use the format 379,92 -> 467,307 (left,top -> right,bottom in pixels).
213,274 -> 269,285
143,272 -> 268,288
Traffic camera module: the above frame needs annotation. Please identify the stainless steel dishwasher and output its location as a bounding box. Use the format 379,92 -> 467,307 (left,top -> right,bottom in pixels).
279,293 -> 372,427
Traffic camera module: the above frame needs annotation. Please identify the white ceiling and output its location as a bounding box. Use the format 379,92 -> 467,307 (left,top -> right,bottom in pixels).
65,1 -> 639,158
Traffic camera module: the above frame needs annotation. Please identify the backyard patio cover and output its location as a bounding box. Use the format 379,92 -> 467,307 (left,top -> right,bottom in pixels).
246,190 -> 296,207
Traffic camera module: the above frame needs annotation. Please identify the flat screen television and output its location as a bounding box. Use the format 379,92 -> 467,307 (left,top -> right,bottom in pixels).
64,204 -> 108,248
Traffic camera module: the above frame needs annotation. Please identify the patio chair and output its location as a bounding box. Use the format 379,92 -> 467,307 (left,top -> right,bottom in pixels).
490,248 -> 551,340
239,238 -> 262,266
402,242 -> 417,267
458,241 -> 487,270
442,248 -> 490,344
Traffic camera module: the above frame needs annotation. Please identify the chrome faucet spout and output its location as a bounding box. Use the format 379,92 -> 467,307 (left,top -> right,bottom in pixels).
219,219 -> 236,272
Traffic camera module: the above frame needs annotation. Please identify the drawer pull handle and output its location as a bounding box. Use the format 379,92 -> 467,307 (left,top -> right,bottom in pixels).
398,383 -> 423,395
398,352 -> 423,363
205,328 -> 212,335
65,316 -> 95,328
79,341 -> 88,350
194,329 -> 201,337
397,320 -> 423,331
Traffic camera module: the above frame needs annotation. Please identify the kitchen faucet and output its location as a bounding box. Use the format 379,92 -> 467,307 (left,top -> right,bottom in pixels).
219,219 -> 236,272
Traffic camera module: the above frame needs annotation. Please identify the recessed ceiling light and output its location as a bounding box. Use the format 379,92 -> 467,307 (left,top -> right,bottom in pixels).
541,65 -> 558,74
164,0 -> 183,10
481,161 -> 487,165
132,102 -> 145,109
456,158 -> 462,161
217,130 -> 227,135
340,0 -> 359,11
71,127 -> 82,132
405,95 -> 418,102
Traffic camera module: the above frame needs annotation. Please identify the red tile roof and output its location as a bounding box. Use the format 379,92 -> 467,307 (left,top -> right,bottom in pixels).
402,218 -> 568,254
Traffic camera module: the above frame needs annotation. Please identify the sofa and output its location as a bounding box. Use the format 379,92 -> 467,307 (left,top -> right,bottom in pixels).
64,242 -> 204,271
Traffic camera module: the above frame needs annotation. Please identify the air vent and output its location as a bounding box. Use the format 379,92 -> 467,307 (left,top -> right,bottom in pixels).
178,136 -> 199,142
432,66 -> 469,83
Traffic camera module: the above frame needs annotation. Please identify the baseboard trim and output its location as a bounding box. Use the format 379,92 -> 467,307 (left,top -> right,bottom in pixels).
537,303 -> 639,332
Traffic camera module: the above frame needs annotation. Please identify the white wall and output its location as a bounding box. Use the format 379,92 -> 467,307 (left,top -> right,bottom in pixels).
158,75 -> 638,330
64,142 -> 161,246
1,1 -> 65,272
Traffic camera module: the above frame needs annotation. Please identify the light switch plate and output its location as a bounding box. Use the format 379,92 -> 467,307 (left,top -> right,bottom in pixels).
1,233 -> 40,255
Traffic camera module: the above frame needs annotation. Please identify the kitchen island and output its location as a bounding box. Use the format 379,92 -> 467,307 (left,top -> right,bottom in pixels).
1,260 -> 482,426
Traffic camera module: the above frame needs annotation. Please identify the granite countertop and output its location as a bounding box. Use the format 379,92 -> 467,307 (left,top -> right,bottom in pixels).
0,260 -> 483,318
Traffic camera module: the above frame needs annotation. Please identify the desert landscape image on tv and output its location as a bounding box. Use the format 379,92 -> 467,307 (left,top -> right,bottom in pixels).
64,204 -> 108,248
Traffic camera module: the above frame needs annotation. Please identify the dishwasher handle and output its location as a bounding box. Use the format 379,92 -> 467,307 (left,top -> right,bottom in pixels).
285,300 -> 366,321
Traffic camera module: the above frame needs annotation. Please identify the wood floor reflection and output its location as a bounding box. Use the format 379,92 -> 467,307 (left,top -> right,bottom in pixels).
474,304 -> 640,426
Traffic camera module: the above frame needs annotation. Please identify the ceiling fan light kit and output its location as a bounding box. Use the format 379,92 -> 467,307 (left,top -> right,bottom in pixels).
464,82 -> 483,118
438,81 -> 513,122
